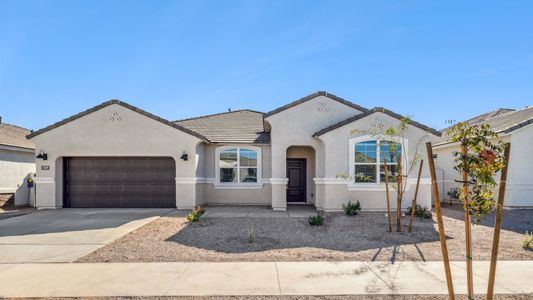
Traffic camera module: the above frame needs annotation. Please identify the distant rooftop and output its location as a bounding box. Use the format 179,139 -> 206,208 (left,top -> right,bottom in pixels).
0,120 -> 35,150
434,106 -> 533,146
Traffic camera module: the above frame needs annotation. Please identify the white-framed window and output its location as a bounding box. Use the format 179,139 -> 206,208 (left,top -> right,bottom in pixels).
215,146 -> 262,187
348,136 -> 407,185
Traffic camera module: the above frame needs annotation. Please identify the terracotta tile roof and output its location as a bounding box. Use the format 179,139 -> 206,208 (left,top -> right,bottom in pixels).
0,122 -> 35,149
175,110 -> 270,144
434,106 -> 533,146
313,107 -> 442,137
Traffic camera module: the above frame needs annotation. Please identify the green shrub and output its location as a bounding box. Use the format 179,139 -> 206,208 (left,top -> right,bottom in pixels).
186,206 -> 205,222
408,204 -> 432,219
447,188 -> 460,199
343,200 -> 362,216
523,231 -> 533,250
308,214 -> 324,226
247,227 -> 256,243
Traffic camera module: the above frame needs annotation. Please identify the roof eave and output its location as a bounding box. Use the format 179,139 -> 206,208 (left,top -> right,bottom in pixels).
502,118 -> 533,134
26,100 -> 210,143
264,91 -> 369,119
313,107 -> 442,138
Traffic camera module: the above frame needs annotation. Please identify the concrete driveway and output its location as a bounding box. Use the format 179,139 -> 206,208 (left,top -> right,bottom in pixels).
0,208 -> 172,263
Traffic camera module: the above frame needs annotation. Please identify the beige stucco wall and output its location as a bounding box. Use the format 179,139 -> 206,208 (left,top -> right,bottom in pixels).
317,112 -> 436,211
265,95 -> 365,209
508,126 -> 533,207
202,183 -> 272,205
0,147 -> 36,205
197,144 -> 272,205
201,144 -> 271,179
30,104 -> 203,209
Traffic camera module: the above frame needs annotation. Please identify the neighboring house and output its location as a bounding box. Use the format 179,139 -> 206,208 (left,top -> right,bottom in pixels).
432,106 -> 533,208
0,118 -> 36,206
27,91 -> 440,211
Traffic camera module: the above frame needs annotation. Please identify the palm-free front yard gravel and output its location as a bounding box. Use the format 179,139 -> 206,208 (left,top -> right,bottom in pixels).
46,294 -> 533,300
77,205 -> 533,263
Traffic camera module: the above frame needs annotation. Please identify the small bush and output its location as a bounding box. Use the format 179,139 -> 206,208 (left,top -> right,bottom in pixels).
308,214 -> 324,226
186,206 -> 205,222
523,231 -> 533,250
343,200 -> 361,216
408,204 -> 432,219
447,188 -> 460,199
247,227 -> 256,243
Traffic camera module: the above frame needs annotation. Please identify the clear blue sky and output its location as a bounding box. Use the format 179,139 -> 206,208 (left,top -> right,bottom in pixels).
1,1 -> 532,131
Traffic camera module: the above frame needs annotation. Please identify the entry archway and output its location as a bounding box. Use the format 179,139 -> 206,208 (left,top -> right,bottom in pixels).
286,146 -> 316,205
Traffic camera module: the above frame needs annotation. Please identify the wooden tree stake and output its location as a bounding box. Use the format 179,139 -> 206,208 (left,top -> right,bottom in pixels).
487,143 -> 511,300
396,153 -> 402,232
426,142 -> 455,300
384,159 -> 392,232
461,143 -> 474,300
408,159 -> 424,233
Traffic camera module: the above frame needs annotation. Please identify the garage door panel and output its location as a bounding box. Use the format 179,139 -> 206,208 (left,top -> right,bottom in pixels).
68,184 -> 175,196
65,157 -> 176,208
68,171 -> 175,184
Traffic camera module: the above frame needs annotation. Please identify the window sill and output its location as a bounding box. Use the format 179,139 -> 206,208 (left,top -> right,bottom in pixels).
347,184 -> 388,191
213,183 -> 264,190
347,183 -> 412,192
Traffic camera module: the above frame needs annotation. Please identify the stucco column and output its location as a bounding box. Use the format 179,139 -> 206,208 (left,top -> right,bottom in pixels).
313,178 -> 326,211
270,178 -> 288,210
33,177 -> 58,209
175,178 -> 198,209
270,143 -> 287,210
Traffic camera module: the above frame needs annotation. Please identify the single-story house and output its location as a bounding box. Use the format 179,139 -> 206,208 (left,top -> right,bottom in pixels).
0,118 -> 36,206
27,91 -> 441,211
432,106 -> 533,208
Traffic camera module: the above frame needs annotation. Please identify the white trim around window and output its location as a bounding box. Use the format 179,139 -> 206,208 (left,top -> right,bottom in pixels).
348,135 -> 409,189
214,146 -> 263,189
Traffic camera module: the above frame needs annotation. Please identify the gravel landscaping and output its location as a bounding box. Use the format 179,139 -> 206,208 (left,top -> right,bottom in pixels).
43,294 -> 533,300
77,205 -> 533,263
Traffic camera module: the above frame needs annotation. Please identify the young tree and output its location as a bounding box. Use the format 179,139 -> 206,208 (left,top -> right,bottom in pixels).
380,117 -> 429,231
446,122 -> 506,300
338,116 -> 429,232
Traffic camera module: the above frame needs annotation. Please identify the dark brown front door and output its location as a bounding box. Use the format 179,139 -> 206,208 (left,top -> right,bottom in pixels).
286,158 -> 306,203
63,157 -> 176,208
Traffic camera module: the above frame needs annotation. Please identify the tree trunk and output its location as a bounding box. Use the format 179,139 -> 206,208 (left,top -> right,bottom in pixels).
487,143 -> 511,300
396,154 -> 402,232
461,143 -> 474,300
384,159 -> 392,232
408,160 -> 424,233
426,142 -> 455,300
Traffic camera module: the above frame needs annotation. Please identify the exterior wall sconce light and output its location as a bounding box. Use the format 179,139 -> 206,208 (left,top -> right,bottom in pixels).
36,149 -> 48,160
180,151 -> 188,161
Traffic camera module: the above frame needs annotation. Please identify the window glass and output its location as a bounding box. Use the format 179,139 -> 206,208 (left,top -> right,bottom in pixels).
220,168 -> 237,183
379,164 -> 398,183
353,139 -> 403,184
355,140 -> 377,163
240,168 -> 257,182
218,147 -> 259,184
239,149 -> 257,167
380,141 -> 401,163
219,148 -> 238,168
354,165 -> 376,183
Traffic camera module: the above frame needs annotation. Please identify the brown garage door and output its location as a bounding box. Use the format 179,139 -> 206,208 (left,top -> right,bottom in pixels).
64,157 -> 176,208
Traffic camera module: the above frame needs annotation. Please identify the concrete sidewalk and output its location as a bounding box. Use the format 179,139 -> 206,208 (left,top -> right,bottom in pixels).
0,261 -> 531,297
